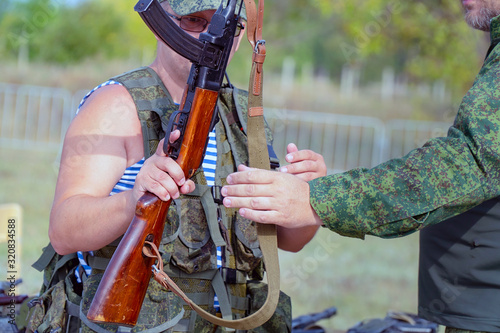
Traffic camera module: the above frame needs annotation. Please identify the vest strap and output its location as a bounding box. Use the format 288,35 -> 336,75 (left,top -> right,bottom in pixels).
221,267 -> 247,284
66,299 -> 80,317
32,243 -> 79,290
185,184 -> 227,247
211,270 -> 233,322
229,294 -> 250,311
112,66 -> 176,159
183,292 -> 213,305
200,186 -> 226,247
172,318 -> 190,332
32,243 -> 57,272
87,256 -> 111,271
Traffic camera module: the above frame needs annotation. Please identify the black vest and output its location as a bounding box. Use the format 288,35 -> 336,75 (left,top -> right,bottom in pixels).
418,196 -> 500,331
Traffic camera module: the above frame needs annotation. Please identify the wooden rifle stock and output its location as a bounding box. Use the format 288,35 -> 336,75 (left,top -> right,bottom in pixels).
87,87 -> 219,326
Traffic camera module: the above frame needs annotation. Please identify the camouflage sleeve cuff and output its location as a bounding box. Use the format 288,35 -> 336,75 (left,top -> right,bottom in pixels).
308,170 -> 371,240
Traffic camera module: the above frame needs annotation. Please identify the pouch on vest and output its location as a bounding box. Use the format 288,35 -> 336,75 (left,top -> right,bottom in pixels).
170,196 -> 216,274
232,216 -> 262,276
25,243 -> 82,333
245,281 -> 292,333
26,266 -> 82,333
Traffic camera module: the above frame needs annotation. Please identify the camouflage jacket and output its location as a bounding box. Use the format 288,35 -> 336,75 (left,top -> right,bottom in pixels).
309,16 -> 500,240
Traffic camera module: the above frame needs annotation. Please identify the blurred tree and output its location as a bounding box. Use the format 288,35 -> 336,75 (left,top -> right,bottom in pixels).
0,0 -> 10,20
0,0 -> 59,60
312,0 -> 487,95
100,0 -> 157,62
0,0 -> 156,64
0,0 -> 488,96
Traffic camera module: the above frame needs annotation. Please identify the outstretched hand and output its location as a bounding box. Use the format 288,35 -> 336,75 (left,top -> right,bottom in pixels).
222,164 -> 323,228
280,143 -> 327,181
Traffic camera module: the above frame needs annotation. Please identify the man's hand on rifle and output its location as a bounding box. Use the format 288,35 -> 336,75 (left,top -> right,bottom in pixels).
133,130 -> 196,202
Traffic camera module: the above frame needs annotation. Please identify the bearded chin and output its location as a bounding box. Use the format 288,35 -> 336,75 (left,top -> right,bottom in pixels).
465,7 -> 497,31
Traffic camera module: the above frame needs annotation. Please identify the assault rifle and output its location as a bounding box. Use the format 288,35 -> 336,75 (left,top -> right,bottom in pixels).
292,307 -> 337,333
87,0 -> 242,327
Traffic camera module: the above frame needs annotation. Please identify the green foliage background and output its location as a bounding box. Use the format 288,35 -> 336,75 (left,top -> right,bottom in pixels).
1,0 -> 155,63
0,0 -> 488,97
329,0 -> 485,93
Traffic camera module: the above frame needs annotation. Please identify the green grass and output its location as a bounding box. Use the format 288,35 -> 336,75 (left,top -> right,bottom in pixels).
279,229 -> 419,330
0,147 -> 58,296
0,146 -> 419,331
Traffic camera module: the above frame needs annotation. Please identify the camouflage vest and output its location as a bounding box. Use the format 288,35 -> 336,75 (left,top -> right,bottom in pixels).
76,67 -> 287,333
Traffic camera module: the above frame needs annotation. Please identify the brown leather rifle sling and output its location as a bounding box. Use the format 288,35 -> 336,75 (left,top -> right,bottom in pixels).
144,0 -> 280,330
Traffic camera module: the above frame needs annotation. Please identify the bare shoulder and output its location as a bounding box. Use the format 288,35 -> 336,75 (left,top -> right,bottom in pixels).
65,84 -> 143,164
72,84 -> 139,135
53,83 -> 143,200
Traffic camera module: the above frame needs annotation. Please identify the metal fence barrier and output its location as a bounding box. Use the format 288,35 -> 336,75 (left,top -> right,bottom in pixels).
0,83 -> 74,150
384,119 -> 451,161
0,83 -> 452,172
266,109 -> 388,173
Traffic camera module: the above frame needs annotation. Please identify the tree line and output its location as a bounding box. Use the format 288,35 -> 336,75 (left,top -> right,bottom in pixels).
0,0 -> 488,96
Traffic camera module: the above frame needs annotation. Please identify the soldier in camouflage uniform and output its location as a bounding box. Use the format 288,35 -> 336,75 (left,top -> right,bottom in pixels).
42,0 -> 325,332
222,1 -> 500,332
417,1 -> 500,333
